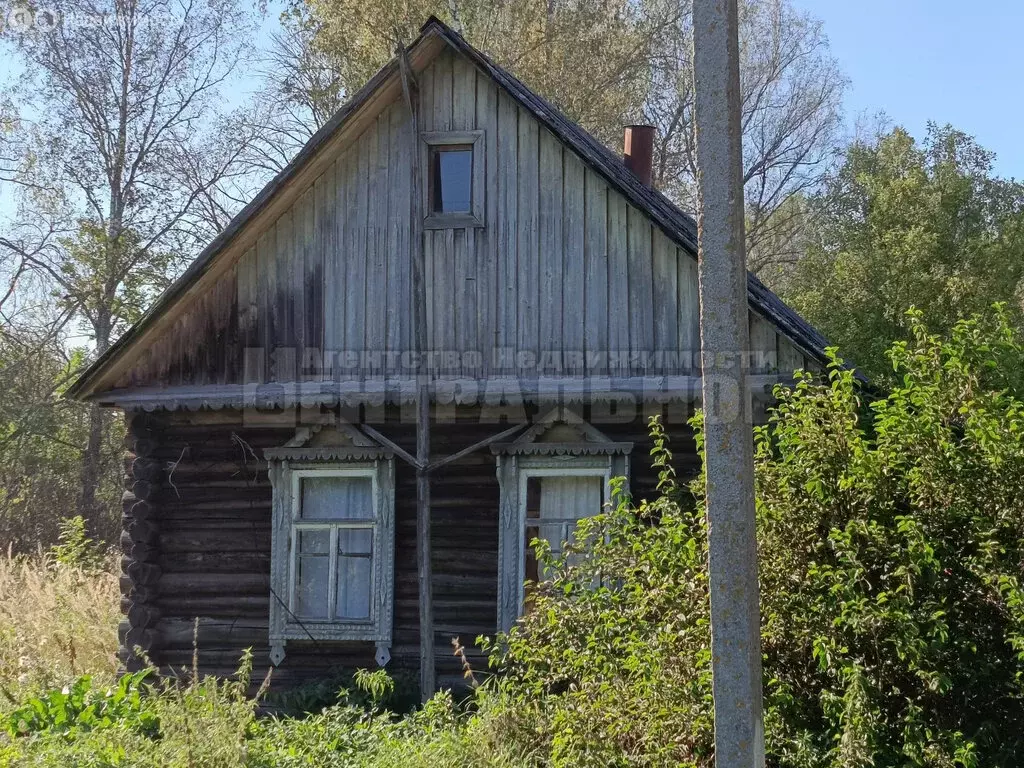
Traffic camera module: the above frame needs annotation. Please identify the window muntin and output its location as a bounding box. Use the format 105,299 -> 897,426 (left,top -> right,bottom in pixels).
523,474 -> 606,584
430,145 -> 473,214
288,468 -> 379,624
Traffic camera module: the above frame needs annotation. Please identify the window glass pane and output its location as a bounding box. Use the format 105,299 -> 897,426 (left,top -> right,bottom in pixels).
301,475 -> 373,520
431,147 -> 472,213
298,528 -> 329,554
539,476 -> 603,524
295,553 -> 329,619
525,475 -> 604,584
336,556 -> 372,620
338,528 -> 373,556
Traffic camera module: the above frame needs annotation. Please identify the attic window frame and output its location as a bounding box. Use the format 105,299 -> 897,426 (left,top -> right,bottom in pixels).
421,130 -> 485,229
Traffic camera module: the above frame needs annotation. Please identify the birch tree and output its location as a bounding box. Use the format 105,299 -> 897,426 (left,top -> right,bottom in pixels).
0,0 -> 257,533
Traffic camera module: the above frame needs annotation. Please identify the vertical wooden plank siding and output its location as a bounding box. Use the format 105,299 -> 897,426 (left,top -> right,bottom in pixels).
562,152 -> 585,368
387,103 -> 411,364
677,248 -> 700,373
652,230 -> 679,368
476,70 -> 498,375
777,335 -> 804,377
111,45 -> 808,390
749,313 -> 778,373
583,169 -> 608,372
607,192 -> 629,370
256,227 -> 276,380
452,53 -> 477,377
538,130 -> 564,366
367,114 -> 389,377
516,107 -> 539,365
298,187 -> 318,378
495,91 -> 518,367
626,205 -> 654,361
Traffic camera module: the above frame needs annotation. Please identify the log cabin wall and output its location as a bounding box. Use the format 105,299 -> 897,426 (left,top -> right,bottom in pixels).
110,46 -> 813,392
122,403 -> 701,693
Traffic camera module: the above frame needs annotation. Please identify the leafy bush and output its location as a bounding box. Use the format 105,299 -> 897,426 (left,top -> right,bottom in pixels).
489,307 -> 1024,767
51,515 -> 107,571
3,670 -> 156,737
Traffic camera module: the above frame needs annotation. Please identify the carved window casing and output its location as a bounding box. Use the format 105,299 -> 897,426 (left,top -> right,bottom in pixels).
266,422 -> 395,667
493,408 -> 631,633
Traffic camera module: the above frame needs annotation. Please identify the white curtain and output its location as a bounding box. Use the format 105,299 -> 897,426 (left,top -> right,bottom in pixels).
538,476 -> 603,553
301,476 -> 373,520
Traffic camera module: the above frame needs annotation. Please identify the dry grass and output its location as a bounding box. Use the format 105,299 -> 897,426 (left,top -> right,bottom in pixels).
0,551 -> 119,701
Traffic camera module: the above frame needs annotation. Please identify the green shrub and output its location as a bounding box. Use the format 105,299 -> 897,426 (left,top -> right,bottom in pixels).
3,670 -> 156,738
50,516 -> 106,571
488,306 -> 1024,767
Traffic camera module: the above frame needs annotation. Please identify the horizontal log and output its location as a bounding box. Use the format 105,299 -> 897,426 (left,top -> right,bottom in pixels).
159,551 -> 270,574
128,479 -> 157,501
121,498 -> 157,520
159,531 -> 271,554
120,576 -> 159,603
158,572 -> 269,596
123,626 -> 158,651
127,602 -> 162,628
125,518 -> 160,545
156,617 -> 269,648
159,594 -> 270,618
158,498 -> 270,516
127,540 -> 159,563
160,517 -> 270,534
130,457 -> 163,481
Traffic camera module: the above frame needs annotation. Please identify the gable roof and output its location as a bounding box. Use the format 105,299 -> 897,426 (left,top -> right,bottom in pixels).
68,16 -> 831,400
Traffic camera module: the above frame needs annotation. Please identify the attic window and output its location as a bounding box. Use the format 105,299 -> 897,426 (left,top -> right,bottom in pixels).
421,130 -> 484,229
431,145 -> 473,213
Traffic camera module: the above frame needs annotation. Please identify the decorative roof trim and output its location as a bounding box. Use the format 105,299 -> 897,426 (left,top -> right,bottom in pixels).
492,406 -> 632,456
264,446 -> 392,462
264,421 -> 392,462
513,405 -> 616,445
89,374 -> 793,412
491,441 -> 633,457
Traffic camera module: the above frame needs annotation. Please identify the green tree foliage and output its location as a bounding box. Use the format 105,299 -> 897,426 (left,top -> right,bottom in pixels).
489,307 -> 1024,766
283,0 -> 668,148
0,328 -> 121,549
783,124 -> 1024,382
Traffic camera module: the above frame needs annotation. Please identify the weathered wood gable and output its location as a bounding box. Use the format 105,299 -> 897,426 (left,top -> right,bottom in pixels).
108,45 -> 810,394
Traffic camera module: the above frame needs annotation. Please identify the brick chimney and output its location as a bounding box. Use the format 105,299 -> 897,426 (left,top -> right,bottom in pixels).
623,124 -> 655,187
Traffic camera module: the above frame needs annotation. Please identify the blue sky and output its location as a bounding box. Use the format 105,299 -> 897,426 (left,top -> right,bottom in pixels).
791,0 -> 1024,179
3,0 -> 1022,226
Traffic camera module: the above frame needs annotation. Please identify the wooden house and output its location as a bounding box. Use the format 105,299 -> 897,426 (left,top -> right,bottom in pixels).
68,17 -> 831,696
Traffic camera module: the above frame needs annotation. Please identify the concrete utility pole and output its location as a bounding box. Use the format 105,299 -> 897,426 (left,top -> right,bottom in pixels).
692,0 -> 765,765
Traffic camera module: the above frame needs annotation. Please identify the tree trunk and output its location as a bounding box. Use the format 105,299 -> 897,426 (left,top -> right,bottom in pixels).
77,310 -> 112,540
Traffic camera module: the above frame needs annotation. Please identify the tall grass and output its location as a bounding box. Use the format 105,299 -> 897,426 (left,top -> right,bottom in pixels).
0,550 -> 119,700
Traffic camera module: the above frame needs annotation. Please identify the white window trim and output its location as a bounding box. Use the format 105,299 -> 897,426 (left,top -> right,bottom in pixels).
493,408 -> 631,633
287,467 -> 380,626
420,130 -> 485,229
266,424 -> 395,667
